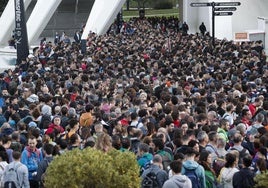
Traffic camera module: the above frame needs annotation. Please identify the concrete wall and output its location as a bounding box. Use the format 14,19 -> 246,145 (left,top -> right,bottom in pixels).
184,0 -> 268,41
232,0 -> 268,33
183,0 -> 210,35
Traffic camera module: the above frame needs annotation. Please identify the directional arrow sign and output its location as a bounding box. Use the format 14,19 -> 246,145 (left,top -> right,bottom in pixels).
214,2 -> 241,6
214,7 -> 237,11
190,3 -> 212,7
214,12 -> 233,16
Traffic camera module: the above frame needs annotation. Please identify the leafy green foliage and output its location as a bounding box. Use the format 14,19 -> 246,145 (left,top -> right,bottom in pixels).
254,172 -> 268,188
45,148 -> 140,188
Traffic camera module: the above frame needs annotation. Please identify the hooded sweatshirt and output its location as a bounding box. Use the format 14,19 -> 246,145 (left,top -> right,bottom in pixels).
181,160 -> 206,188
163,174 -> 192,188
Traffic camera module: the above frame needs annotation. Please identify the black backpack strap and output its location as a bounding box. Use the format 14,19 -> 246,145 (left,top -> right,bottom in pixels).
222,114 -> 230,119
44,158 -> 50,168
153,168 -> 161,187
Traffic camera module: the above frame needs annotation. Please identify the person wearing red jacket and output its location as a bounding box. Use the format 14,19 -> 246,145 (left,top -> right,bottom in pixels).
45,116 -> 64,135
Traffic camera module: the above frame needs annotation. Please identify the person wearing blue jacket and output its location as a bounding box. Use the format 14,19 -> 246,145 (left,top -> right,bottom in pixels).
181,147 -> 206,188
21,136 -> 43,188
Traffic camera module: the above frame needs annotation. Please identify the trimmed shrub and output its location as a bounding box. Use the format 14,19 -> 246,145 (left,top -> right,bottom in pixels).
154,1 -> 173,9
44,148 -> 140,188
254,172 -> 268,188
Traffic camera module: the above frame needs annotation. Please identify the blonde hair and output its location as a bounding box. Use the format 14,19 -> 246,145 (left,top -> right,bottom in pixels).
229,149 -> 239,160
95,133 -> 112,152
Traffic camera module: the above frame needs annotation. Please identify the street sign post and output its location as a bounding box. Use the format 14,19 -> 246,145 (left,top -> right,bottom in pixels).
190,3 -> 212,7
190,1 -> 241,46
214,2 -> 241,6
214,7 -> 237,11
214,12 -> 233,16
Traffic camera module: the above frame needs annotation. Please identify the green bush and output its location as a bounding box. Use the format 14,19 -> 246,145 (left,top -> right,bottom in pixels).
254,172 -> 268,188
45,148 -> 140,188
154,1 -> 173,9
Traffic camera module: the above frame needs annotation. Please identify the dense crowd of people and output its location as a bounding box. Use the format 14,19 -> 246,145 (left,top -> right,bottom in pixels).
0,16 -> 267,187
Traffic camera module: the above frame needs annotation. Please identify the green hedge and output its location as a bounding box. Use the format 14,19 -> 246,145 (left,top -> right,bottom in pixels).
45,148 -> 140,188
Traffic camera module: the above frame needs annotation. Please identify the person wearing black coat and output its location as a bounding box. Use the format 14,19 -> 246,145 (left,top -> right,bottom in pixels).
36,143 -> 54,187
233,155 -> 255,188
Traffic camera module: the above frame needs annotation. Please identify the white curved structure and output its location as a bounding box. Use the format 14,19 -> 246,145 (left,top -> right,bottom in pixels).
0,0 -> 32,46
81,0 -> 105,37
82,0 -> 126,39
27,0 -> 62,45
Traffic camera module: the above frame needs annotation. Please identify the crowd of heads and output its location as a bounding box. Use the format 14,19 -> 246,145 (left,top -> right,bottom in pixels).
0,16 -> 268,181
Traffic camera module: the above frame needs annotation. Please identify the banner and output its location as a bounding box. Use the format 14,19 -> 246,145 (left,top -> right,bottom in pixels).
14,0 -> 29,63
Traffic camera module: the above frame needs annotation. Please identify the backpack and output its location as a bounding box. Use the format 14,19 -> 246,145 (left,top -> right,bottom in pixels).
141,169 -> 160,188
140,160 -> 152,176
161,152 -> 172,173
206,144 -> 226,177
184,166 -> 201,188
212,157 -> 226,177
205,174 -> 219,188
221,114 -> 230,120
4,163 -> 22,188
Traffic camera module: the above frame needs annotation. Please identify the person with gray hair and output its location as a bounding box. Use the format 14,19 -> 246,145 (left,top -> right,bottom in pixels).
228,132 -> 250,167
205,131 -> 219,162
207,110 -> 219,126
197,131 -> 208,152
236,123 -> 247,137
216,137 -> 227,157
141,154 -> 168,187
93,122 -> 103,140
247,113 -> 264,136
68,107 -> 77,119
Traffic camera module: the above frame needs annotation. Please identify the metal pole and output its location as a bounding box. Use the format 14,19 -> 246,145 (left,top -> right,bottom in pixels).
212,2 -> 215,47
75,0 -> 79,14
